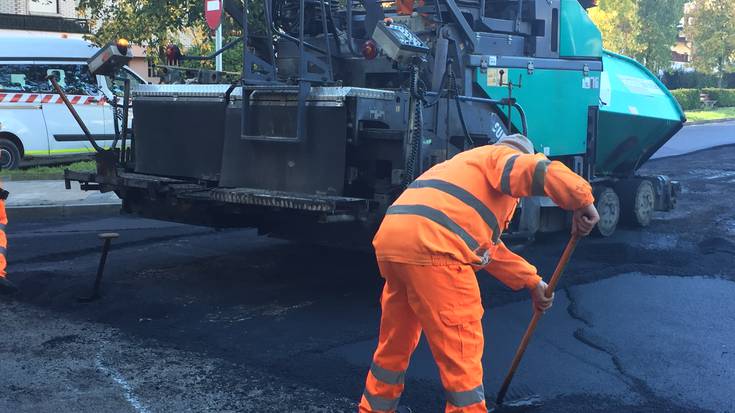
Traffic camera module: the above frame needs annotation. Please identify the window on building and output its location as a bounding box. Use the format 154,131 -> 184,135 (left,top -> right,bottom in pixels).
28,0 -> 59,14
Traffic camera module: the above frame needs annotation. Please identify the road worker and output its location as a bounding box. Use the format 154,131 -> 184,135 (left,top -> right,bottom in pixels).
0,183 -> 13,294
359,133 -> 600,413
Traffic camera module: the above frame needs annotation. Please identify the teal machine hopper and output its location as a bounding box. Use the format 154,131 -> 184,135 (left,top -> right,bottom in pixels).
476,0 -> 684,236
596,51 -> 686,176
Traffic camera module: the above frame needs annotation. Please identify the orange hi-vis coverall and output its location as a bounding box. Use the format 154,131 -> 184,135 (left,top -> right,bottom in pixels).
0,197 -> 7,280
396,0 -> 424,15
359,143 -> 594,412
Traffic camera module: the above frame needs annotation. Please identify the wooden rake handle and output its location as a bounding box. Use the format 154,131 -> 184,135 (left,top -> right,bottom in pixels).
495,234 -> 581,405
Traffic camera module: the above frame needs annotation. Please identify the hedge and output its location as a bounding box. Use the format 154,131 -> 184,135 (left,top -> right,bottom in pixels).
670,88 -> 701,111
668,88 -> 735,110
663,71 -> 735,89
701,88 -> 735,107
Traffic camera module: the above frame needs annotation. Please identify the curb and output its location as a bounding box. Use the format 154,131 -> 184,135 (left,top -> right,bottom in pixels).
7,202 -> 122,220
685,118 -> 735,125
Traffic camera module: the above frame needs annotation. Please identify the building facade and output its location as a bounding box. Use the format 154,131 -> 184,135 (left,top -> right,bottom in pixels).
671,1 -> 694,71
0,0 -> 87,36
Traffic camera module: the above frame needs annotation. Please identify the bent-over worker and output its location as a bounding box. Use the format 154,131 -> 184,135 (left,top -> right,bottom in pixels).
359,134 -> 600,412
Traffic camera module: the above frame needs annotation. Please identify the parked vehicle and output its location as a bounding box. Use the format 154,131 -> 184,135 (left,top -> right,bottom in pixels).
0,35 -> 145,169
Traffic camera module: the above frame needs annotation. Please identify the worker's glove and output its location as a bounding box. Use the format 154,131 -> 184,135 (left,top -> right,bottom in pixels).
572,204 -> 600,237
530,280 -> 554,313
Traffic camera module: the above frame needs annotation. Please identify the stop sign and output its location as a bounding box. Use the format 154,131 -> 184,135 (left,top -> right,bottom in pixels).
204,0 -> 223,30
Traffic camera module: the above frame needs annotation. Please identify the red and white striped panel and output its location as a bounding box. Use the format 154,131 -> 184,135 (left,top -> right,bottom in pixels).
0,93 -> 107,106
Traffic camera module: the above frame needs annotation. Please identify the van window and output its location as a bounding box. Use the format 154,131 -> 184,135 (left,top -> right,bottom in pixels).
103,69 -> 143,97
0,64 -> 100,95
0,65 -> 32,92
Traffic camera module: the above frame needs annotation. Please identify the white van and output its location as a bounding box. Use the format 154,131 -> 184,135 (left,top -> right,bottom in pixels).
0,35 -> 146,169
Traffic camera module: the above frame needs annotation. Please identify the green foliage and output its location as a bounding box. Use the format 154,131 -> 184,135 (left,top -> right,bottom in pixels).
590,0 -> 686,72
701,88 -> 735,107
685,0 -> 735,86
180,42 -> 215,70
662,70 -> 723,89
670,88 -> 701,110
78,0 -> 205,63
588,0 -> 644,59
637,0 -> 687,73
669,87 -> 735,110
222,39 -> 244,73
79,0 -> 261,68
0,160 -> 95,180
179,37 -> 243,73
685,106 -> 735,122
180,11 -> 244,73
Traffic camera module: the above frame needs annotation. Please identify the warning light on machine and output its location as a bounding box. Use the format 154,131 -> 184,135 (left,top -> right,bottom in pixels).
116,38 -> 130,54
362,40 -> 378,60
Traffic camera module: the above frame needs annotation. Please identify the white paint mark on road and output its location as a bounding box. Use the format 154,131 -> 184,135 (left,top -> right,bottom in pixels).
95,353 -> 151,413
638,232 -> 679,250
206,301 -> 315,323
261,301 -> 314,317
704,171 -> 735,180
688,168 -> 735,180
725,219 -> 735,236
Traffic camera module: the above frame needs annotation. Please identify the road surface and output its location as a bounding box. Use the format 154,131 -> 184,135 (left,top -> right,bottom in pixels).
652,120 -> 735,159
1,126 -> 734,412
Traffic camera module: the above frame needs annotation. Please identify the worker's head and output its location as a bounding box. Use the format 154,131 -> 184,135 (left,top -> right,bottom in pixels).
496,133 -> 534,154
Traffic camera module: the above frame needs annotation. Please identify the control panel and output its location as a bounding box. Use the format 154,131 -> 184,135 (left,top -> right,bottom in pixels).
372,20 -> 429,62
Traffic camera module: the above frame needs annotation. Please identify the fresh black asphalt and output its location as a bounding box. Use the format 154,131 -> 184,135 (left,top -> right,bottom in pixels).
1,143 -> 734,412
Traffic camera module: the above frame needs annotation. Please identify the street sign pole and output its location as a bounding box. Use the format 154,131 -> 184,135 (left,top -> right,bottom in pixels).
215,25 -> 223,71
205,0 -> 223,71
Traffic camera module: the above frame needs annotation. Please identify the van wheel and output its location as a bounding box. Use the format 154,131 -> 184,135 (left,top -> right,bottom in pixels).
0,139 -> 21,170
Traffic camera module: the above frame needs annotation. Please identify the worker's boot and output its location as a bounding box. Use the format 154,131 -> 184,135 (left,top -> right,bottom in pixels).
0,277 -> 18,295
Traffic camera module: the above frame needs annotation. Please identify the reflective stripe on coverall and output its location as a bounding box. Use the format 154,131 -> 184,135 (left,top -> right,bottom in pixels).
360,142 -> 594,412
0,198 -> 7,279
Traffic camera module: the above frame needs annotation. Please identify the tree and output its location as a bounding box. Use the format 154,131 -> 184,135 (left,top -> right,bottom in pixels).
636,0 -> 687,73
78,0 -> 204,63
588,0 -> 645,60
78,0 -> 259,70
685,0 -> 735,86
589,0 -> 688,73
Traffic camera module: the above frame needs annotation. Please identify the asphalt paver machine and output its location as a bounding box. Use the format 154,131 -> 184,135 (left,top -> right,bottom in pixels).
66,0 -> 685,246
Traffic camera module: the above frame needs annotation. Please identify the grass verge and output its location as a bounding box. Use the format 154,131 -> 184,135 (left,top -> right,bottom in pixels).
0,160 -> 96,181
685,107 -> 735,123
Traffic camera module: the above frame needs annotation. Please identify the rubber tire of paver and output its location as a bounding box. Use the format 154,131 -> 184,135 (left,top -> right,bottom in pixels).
616,178 -> 655,227
0,138 -> 21,170
592,186 -> 620,237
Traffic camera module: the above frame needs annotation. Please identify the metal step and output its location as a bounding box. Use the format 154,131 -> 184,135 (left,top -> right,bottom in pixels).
210,187 -> 369,213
